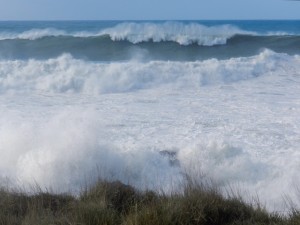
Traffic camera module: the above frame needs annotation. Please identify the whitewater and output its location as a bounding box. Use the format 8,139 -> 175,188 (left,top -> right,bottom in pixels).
0,21 -> 300,212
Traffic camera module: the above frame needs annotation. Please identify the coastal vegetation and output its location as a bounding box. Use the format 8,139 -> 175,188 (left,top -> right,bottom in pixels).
0,179 -> 299,225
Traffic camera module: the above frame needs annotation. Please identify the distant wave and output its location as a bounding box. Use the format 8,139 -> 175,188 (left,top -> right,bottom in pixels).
1,22 -> 300,53
1,22 -> 299,61
0,28 -> 67,40
97,22 -> 253,46
0,33 -> 300,61
0,22 -> 255,46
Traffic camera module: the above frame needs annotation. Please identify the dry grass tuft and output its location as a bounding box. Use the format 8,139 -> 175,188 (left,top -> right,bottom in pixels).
0,180 -> 298,225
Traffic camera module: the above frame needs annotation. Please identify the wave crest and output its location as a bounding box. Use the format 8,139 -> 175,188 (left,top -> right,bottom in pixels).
0,22 -> 253,46
0,28 -> 67,40
100,22 -> 251,46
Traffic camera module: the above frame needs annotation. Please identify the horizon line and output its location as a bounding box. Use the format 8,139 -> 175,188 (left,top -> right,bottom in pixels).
0,18 -> 300,22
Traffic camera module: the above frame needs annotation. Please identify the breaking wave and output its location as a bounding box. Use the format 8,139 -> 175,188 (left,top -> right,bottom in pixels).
0,50 -> 298,95
98,22 -> 250,46
1,22 -> 299,61
0,22 -> 251,46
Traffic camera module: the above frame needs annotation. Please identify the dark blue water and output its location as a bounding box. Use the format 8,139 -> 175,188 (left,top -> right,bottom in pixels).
1,20 -> 300,33
0,20 -> 299,61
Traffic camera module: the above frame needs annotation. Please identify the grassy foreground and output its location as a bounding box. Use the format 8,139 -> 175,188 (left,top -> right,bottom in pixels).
0,180 -> 299,225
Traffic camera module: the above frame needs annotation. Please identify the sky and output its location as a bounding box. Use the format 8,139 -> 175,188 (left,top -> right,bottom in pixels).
0,0 -> 299,20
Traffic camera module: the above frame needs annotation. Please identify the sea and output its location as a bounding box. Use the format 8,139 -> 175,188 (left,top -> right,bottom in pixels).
0,20 -> 299,212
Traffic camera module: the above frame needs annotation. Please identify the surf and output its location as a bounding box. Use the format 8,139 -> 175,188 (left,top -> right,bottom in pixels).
0,50 -> 298,95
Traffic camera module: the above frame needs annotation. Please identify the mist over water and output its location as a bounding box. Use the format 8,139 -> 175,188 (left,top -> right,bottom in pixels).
0,21 -> 300,212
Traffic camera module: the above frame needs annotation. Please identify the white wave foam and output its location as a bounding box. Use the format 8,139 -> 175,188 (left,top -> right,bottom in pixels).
0,109 -> 181,192
0,28 -> 67,40
99,22 -> 252,46
178,141 -> 268,183
0,50 -> 300,211
1,22 -> 298,47
178,139 -> 300,212
0,22 -> 253,46
0,50 -> 297,95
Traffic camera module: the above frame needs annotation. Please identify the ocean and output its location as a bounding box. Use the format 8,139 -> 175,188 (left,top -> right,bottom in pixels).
0,20 -> 299,212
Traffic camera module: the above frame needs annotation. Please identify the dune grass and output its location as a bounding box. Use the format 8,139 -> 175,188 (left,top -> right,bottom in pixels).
0,179 -> 299,225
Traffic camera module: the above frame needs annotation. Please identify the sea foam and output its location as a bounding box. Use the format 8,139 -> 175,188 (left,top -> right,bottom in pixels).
0,49 -> 296,95
0,50 -> 299,212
